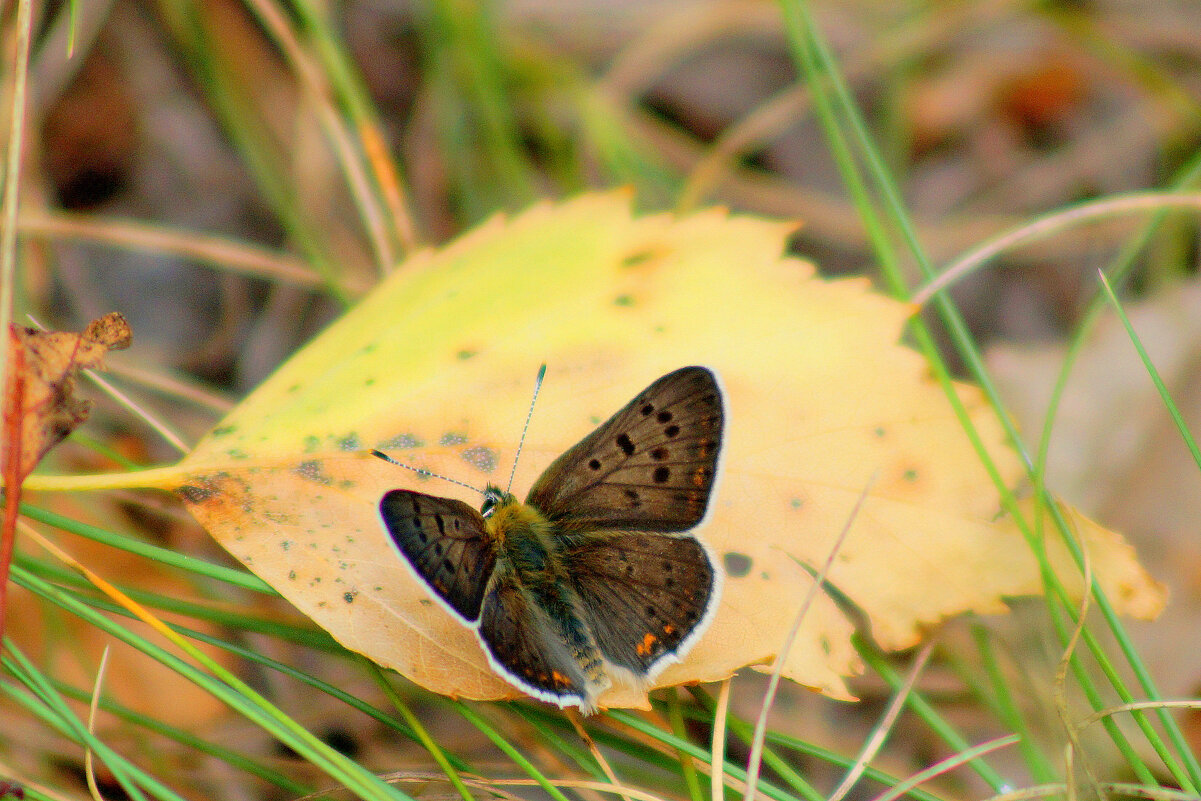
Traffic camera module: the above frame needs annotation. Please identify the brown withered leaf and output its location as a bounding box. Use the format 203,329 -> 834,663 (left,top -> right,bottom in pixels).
3,312 -> 131,480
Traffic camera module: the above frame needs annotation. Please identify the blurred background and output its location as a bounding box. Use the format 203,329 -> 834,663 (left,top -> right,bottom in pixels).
6,0 -> 1201,798
31,0 -> 1198,391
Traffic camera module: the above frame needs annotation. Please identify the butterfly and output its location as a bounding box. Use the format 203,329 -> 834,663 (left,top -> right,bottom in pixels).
375,366 -> 725,712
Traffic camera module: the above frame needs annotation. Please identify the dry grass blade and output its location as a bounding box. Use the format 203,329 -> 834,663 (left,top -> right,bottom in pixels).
84,647 -> 112,801
827,640 -> 935,801
0,0 -> 36,387
17,211 -> 354,291
913,192 -> 1201,307
869,734 -> 1021,801
567,711 -> 636,801
711,679 -> 732,801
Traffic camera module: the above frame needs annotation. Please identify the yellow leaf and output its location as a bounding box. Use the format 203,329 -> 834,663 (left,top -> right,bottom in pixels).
92,193 -> 1163,708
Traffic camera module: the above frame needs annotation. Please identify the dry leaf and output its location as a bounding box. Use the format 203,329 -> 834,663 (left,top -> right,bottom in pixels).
3,313 -> 132,480
143,194 -> 1162,708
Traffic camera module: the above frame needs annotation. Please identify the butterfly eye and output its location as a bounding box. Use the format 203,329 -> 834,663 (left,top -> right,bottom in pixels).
481,487 -> 508,518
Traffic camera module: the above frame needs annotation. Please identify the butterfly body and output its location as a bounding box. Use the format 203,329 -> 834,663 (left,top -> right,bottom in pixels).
479,492 -> 610,699
378,366 -> 725,711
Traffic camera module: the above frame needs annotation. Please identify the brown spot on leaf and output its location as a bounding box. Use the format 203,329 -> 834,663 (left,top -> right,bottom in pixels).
178,484 -> 217,503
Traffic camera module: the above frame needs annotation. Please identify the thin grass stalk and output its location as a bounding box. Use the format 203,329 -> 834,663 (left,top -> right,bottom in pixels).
970,624 -> 1059,784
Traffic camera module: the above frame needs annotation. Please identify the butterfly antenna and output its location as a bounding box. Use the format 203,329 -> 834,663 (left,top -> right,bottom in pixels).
369,449 -> 485,495
507,364 -> 547,494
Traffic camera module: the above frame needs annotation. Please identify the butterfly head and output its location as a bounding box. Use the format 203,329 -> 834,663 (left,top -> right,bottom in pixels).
480,485 -> 519,519
480,485 -> 553,550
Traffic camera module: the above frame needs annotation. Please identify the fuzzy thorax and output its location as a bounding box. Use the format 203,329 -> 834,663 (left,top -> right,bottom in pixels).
484,492 -> 549,543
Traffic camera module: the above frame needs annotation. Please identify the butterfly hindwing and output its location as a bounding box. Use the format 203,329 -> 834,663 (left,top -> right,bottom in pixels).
564,531 -> 718,675
477,566 -> 601,706
526,366 -> 724,532
379,489 -> 496,622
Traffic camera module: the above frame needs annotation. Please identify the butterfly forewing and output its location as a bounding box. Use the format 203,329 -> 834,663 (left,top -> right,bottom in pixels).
526,366 -> 724,531
379,490 -> 496,622
565,532 -> 717,674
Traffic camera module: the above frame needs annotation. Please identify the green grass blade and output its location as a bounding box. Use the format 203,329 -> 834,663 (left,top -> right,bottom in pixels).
10,564 -> 413,801
368,661 -> 476,801
19,503 -> 272,592
48,677 -> 312,795
453,702 -> 575,801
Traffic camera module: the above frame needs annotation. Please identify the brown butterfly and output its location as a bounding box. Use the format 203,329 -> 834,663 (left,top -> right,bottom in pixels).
375,366 -> 724,711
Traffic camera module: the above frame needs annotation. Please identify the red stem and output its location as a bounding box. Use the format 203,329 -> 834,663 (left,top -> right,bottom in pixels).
0,329 -> 26,649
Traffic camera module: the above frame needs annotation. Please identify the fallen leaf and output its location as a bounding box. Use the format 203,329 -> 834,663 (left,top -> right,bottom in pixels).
2,313 -> 132,479
118,194 -> 1160,708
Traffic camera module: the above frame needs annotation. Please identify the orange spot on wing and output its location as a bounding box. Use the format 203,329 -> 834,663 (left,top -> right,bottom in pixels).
663,624 -> 675,635
636,632 -> 658,656
551,670 -> 571,687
